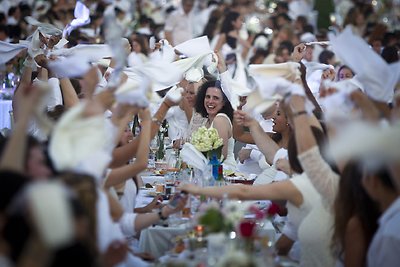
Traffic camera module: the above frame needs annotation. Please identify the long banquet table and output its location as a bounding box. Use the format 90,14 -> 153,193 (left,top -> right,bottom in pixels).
136,173 -> 277,259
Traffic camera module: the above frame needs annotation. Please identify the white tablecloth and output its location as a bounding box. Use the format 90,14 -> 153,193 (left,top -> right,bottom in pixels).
139,224 -> 188,258
0,100 -> 12,129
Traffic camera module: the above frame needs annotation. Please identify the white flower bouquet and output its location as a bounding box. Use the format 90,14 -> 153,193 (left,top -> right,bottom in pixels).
191,126 -> 223,160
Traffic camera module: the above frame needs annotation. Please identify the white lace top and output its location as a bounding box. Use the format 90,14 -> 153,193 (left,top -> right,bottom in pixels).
298,146 -> 340,211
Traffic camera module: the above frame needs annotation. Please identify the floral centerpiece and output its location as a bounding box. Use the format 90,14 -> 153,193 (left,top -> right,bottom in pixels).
194,200 -> 250,235
191,126 -> 223,161
190,126 -> 224,181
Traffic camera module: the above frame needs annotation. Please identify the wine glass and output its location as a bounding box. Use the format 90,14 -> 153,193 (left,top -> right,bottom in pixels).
149,137 -> 159,168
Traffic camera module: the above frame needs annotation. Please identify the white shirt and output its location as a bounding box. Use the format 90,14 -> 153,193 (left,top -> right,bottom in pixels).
367,197 -> 400,267
237,144 -> 267,175
164,7 -> 194,46
165,106 -> 189,142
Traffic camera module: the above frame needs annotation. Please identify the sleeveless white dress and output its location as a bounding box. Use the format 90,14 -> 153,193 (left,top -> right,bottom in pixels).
210,113 -> 236,171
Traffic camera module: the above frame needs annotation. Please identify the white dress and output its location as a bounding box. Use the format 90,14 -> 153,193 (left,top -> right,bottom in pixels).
297,146 -> 339,267
290,173 -> 335,267
210,113 -> 236,171
288,147 -> 338,267
119,178 -> 137,213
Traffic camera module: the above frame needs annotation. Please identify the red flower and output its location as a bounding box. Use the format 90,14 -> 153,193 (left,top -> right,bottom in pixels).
239,220 -> 256,238
266,202 -> 280,216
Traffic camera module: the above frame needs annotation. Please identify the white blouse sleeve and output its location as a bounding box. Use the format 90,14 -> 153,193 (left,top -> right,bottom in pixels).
298,146 -> 339,210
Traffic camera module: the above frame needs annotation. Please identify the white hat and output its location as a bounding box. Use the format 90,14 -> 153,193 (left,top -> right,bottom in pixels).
300,32 -> 317,43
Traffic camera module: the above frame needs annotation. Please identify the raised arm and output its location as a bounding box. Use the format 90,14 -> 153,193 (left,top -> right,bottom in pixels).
109,98 -> 176,168
59,78 -> 80,108
0,85 -> 42,172
104,108 -> 151,188
232,117 -> 254,144
235,110 -> 279,165
289,95 -> 339,209
12,58 -> 33,121
214,33 -> 227,52
180,179 -> 302,207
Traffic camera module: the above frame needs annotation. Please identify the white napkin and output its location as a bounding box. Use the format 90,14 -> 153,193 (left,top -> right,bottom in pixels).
174,36 -> 212,57
247,76 -> 309,114
320,91 -> 357,124
120,59 -> 183,102
28,181 -> 74,248
220,70 -> 250,110
180,143 -> 208,172
48,55 -> 92,78
319,77 -> 367,124
165,85 -> 184,103
326,121 -> 400,169
63,1 -> 91,37
248,62 -> 301,82
329,26 -> 396,103
303,62 -> 333,80
49,102 -> 114,181
0,40 -> 28,64
50,44 -> 113,61
114,78 -> 151,107
149,40 -> 176,63
25,16 -> 63,36
172,52 -> 214,82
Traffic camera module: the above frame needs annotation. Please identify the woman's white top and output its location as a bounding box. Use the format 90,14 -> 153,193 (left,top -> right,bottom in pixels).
166,106 -> 189,142
210,113 -> 236,171
119,178 -> 137,213
283,173 -> 319,241
289,173 -> 335,267
253,148 -> 288,185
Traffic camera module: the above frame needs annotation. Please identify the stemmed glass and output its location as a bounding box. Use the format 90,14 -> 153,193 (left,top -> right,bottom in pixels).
149,137 -> 159,169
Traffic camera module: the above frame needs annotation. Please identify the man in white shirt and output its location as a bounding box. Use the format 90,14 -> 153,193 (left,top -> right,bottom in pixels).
363,169 -> 400,267
164,0 -> 195,46
367,197 -> 400,267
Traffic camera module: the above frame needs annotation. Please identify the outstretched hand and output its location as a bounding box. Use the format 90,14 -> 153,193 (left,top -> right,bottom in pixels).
291,43 -> 306,62
234,110 -> 256,127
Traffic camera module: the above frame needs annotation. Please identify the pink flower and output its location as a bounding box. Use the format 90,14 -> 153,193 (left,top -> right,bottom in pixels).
249,205 -> 265,220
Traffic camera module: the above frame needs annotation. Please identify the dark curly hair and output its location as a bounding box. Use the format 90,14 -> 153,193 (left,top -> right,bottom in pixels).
194,80 -> 233,121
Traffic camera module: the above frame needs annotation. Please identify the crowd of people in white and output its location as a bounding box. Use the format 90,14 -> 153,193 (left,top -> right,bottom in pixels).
0,0 -> 399,267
